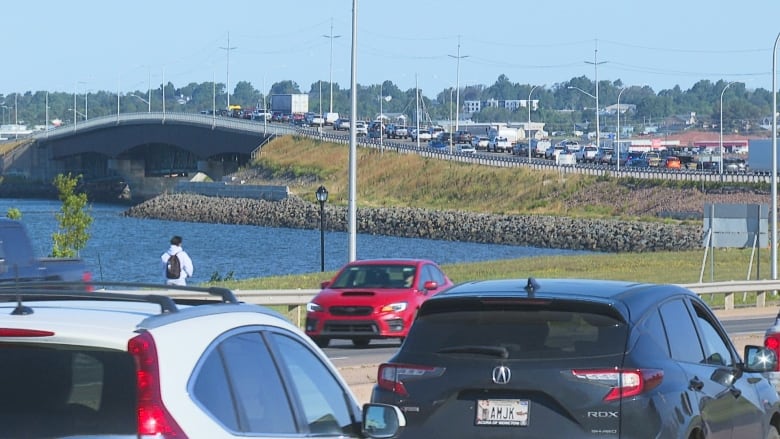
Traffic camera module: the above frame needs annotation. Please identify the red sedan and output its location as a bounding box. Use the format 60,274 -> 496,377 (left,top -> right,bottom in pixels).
305,258 -> 453,348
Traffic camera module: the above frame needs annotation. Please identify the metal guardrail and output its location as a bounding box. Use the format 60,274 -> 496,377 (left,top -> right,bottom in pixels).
124,280 -> 780,326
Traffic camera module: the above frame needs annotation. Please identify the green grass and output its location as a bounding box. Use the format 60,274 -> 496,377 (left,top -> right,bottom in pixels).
221,136 -> 777,319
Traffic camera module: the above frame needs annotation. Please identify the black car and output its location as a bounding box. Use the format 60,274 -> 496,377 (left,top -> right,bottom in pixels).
371,278 -> 780,438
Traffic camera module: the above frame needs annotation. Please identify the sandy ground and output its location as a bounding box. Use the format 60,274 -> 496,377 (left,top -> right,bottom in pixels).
339,308 -> 777,405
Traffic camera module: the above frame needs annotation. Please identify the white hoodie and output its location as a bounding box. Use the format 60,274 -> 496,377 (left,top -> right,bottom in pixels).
161,244 -> 194,285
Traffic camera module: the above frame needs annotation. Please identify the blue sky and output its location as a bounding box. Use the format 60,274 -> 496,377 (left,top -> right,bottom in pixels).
2,0 -> 779,98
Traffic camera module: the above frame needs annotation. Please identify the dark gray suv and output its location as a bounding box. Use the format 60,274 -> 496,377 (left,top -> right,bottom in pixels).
371,278 -> 780,438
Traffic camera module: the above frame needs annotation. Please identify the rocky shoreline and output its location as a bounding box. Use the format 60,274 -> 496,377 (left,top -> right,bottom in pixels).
124,193 -> 703,253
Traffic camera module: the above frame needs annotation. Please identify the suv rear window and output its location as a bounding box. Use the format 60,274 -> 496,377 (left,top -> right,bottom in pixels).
402,309 -> 627,359
1,345 -> 136,437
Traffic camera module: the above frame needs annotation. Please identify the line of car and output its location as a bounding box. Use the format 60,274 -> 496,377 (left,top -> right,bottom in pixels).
303,259 -> 780,438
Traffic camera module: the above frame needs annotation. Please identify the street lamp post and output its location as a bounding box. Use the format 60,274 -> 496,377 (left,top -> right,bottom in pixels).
527,84 -> 541,161
379,83 -> 391,156
771,32 -> 779,281
316,185 -> 329,272
616,87 -> 626,172
323,19 -> 341,114
719,81 -> 735,175
567,85 -> 598,147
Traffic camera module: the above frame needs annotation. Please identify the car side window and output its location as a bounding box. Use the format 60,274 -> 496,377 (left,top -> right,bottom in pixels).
418,265 -> 436,290
659,299 -> 705,364
428,264 -> 446,286
269,332 -> 355,436
691,302 -> 734,367
193,331 -> 296,434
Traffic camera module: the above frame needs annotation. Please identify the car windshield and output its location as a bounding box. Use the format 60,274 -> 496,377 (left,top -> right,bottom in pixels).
331,265 -> 416,289
403,308 -> 627,360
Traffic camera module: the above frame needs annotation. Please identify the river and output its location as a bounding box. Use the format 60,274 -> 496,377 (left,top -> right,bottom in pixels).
2,198 -> 591,283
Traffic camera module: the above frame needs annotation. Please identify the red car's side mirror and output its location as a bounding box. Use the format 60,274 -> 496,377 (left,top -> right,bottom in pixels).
423,280 -> 439,291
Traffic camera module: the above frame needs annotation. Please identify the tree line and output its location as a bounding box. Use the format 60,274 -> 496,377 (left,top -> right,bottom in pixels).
1,74 -> 775,136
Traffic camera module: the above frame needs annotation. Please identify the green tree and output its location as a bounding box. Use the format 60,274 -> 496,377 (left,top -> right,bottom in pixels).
6,208 -> 21,220
51,173 -> 93,258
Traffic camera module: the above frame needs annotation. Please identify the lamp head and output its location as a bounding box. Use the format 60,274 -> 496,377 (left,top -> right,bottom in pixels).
315,185 -> 329,203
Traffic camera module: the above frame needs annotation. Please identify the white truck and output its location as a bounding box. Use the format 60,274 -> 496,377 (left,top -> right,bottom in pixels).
748,139 -> 774,173
531,139 -> 551,158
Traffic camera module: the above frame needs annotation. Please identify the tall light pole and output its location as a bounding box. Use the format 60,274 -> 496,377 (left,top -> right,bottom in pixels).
220,32 -> 237,110
323,18 -> 341,114
719,81 -> 735,175
567,85 -> 597,145
527,84 -> 542,160
379,82 -> 391,156
616,87 -> 626,171
771,32 -> 779,281
347,0 -> 358,262
584,44 -> 607,149
448,36 -> 468,134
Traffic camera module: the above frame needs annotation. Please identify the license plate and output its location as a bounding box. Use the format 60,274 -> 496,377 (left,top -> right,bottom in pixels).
475,399 -> 529,426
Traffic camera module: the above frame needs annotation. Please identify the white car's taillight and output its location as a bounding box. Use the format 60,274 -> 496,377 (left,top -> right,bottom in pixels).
128,332 -> 188,438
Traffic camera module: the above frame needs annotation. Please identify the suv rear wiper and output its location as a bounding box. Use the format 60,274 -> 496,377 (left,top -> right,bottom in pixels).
436,345 -> 509,359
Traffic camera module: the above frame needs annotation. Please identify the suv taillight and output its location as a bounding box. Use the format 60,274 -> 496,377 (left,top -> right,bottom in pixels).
377,363 -> 445,397
128,332 -> 188,438
571,368 -> 663,401
764,333 -> 780,371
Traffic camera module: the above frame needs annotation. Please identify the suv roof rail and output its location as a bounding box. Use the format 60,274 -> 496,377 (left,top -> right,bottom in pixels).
0,281 -> 240,315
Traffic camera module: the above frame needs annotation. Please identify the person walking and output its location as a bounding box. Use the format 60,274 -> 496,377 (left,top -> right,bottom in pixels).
161,235 -> 194,286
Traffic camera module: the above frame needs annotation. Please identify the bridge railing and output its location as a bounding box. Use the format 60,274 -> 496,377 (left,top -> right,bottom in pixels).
112,279 -> 780,326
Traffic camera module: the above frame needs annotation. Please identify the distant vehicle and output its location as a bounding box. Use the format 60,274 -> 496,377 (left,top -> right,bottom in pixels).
305,258 -> 453,347
556,149 -> 577,166
385,124 -> 409,139
575,145 -> 599,163
411,128 -> 432,142
664,156 -> 682,170
353,121 -> 368,136
512,142 -> 529,156
642,151 -> 662,167
0,218 -> 91,284
488,137 -> 512,153
323,112 -> 340,126
457,143 -> 476,154
471,136 -> 489,150
544,143 -> 568,160
429,139 -> 448,150
251,110 -> 272,121
334,118 -> 351,131
454,130 -> 473,144
531,138 -> 552,158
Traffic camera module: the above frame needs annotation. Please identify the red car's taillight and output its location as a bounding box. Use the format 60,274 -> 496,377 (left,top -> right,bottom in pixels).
82,271 -> 94,292
128,332 -> 188,438
764,334 -> 780,371
377,363 -> 445,397
571,368 -> 664,402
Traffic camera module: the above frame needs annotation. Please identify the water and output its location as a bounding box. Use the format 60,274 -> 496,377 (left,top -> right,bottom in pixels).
1,198 -> 591,283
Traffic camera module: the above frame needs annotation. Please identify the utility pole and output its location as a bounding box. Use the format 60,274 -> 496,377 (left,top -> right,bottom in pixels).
220,32 -> 237,110
584,40 -> 607,149
448,36 -> 468,135
323,18 -> 341,114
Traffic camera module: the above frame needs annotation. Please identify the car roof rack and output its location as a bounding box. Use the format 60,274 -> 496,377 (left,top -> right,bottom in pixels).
0,280 -> 239,315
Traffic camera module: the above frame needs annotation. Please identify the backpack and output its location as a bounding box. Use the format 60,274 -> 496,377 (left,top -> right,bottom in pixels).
166,253 -> 182,279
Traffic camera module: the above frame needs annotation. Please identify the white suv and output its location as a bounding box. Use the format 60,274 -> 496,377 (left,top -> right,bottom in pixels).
0,281 -> 404,439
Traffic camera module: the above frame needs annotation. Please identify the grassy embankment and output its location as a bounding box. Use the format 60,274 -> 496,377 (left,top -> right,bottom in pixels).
209,135 -> 775,309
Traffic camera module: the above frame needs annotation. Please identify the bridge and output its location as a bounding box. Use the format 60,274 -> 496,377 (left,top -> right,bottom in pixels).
3,113 -> 302,199
0,112 -> 772,201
